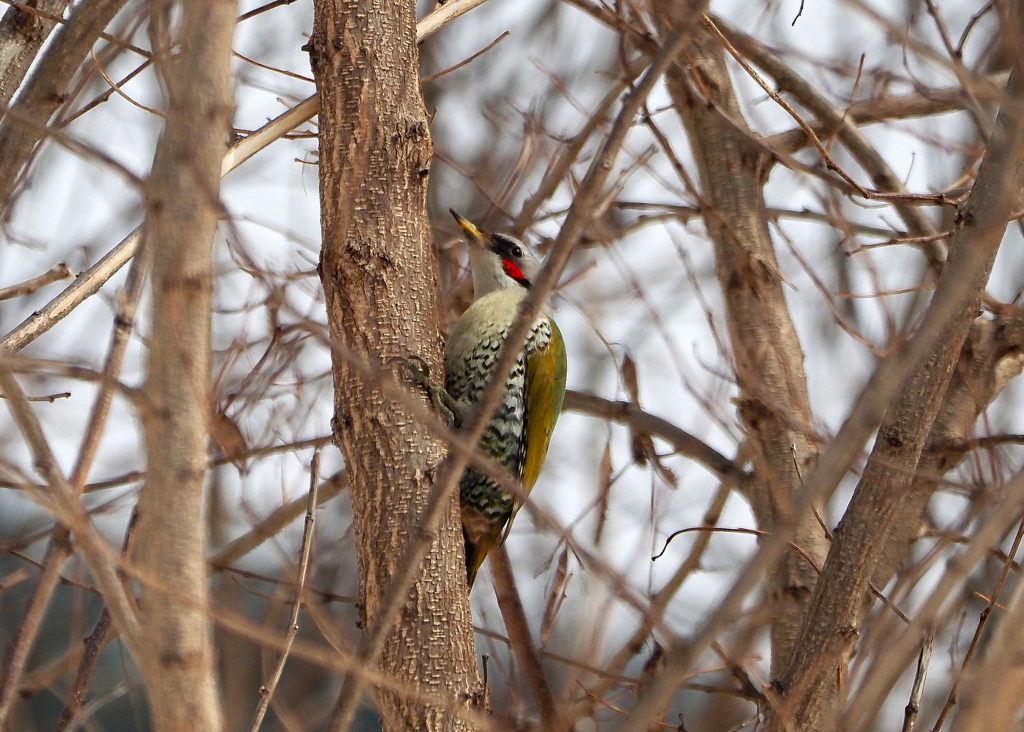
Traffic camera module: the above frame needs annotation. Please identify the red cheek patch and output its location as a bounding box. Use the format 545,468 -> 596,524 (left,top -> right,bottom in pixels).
503,260 -> 528,284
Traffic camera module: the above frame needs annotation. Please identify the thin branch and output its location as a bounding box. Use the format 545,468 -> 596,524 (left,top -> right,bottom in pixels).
246,450 -> 320,732
0,263 -> 71,301
490,545 -> 564,732
421,30 -> 509,83
563,390 -> 749,486
900,633 -> 934,732
929,514 -> 1024,732
0,366 -> 141,644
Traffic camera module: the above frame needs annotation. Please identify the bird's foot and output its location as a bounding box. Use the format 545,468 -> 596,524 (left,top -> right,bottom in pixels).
392,355 -> 462,427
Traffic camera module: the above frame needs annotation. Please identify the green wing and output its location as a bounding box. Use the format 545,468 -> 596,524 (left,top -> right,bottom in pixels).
522,318 -> 568,493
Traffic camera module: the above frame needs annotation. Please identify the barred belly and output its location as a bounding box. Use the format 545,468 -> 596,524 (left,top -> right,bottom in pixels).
446,318 -> 552,525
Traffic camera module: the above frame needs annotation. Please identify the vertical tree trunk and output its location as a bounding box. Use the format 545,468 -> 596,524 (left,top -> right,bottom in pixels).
661,22 -> 829,678
131,1 -> 236,730
309,0 -> 483,729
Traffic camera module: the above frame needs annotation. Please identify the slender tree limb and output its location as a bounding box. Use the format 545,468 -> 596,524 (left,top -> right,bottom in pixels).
711,16 -> 945,269
563,390 -> 749,487
766,74 -> 1009,155
490,546 -> 564,732
211,469 -> 346,567
53,509 -> 138,732
862,313 -> 1024,646
0,368 -> 141,646
246,451 -> 320,732
0,263 -> 72,301
900,632 -> 933,732
946,516 -> 1024,732
0,219 -> 154,730
0,0 -> 69,106
660,8 -> 828,680
578,482 -> 732,709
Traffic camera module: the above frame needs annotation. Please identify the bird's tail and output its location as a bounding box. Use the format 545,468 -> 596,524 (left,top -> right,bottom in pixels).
464,529 -> 500,589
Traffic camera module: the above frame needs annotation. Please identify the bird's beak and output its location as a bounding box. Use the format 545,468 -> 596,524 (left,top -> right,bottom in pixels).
450,209 -> 488,246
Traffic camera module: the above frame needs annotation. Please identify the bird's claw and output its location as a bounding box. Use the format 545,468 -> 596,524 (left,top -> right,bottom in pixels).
392,355 -> 460,427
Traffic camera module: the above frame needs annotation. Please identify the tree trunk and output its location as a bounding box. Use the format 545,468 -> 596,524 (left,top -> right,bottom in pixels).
661,20 -> 829,679
131,0 -> 236,730
309,0 -> 483,729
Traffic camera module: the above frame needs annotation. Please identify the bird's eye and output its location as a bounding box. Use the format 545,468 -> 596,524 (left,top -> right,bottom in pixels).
511,245 -> 523,258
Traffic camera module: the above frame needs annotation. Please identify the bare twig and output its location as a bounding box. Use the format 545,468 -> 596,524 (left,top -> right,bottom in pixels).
246,450 -> 320,732
929,514 -> 1024,732
900,633 -> 934,732
0,263 -> 71,300
0,0 -> 131,213
491,545 -> 563,732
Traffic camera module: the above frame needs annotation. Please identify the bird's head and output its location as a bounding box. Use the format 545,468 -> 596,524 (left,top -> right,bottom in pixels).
450,209 -> 540,297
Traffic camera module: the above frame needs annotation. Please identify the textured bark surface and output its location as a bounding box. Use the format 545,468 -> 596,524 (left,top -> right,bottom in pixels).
663,27 -> 828,677
309,0 -> 483,728
0,0 -> 70,107
869,315 -> 1024,601
765,59 -> 1024,732
130,1 -> 236,730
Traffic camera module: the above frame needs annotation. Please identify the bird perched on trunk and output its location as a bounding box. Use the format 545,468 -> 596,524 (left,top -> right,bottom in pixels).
446,210 -> 567,588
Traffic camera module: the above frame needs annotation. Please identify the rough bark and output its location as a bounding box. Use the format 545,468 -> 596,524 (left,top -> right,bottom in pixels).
0,0 -> 70,107
0,0 -> 128,212
868,315 -> 1024,604
662,23 -> 829,678
130,0 -> 236,730
309,0 -> 483,729
764,55 -> 1024,732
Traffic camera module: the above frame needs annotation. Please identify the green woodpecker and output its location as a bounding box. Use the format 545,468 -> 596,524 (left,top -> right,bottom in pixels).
447,210 -> 567,588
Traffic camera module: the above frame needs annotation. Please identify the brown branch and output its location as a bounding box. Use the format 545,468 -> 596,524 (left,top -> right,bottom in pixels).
711,16 -> 946,270
0,263 -> 71,301
212,469 -> 346,567
490,546 -> 564,732
563,390 -> 749,487
246,450 -> 320,732
0,368 -> 140,645
929,514 -> 1024,732
53,509 -> 137,732
947,516 -> 1024,731
421,30 -> 509,83
0,0 -> 69,107
657,6 -> 828,686
765,74 -> 1008,154
900,633 -> 934,732
0,219 -> 154,727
